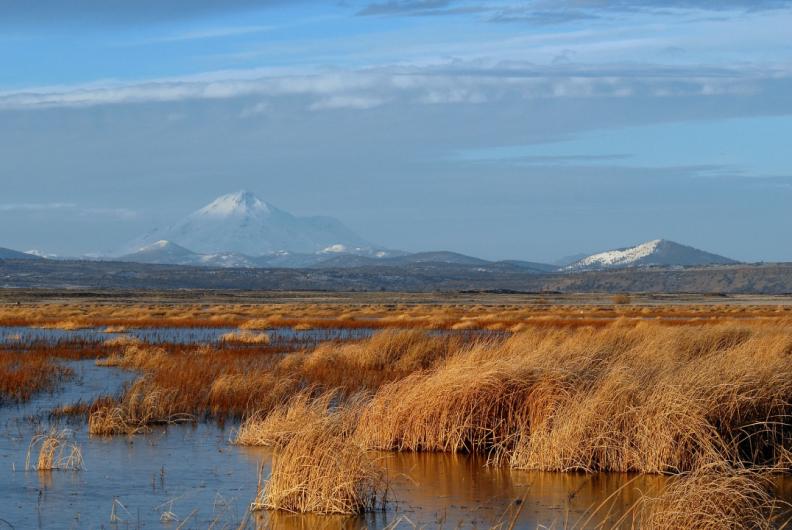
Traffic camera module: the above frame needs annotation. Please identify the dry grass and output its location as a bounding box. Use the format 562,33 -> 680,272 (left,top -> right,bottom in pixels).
251,395 -> 386,515
5,299 -> 791,518
611,294 -> 632,305
301,329 -> 465,391
640,465 -> 784,529
3,299 -> 790,331
355,324 -> 792,475
88,379 -> 194,435
220,330 -> 271,344
234,389 -> 337,449
0,351 -> 73,404
25,428 -> 84,471
89,342 -> 301,431
238,318 -> 273,330
102,335 -> 142,347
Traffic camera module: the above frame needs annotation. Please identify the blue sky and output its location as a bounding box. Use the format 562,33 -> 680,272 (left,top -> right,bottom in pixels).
1,0 -> 791,261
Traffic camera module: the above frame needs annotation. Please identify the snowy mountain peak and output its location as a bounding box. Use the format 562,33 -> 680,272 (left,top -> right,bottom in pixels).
123,190 -> 382,256
565,239 -> 738,271
195,190 -> 272,218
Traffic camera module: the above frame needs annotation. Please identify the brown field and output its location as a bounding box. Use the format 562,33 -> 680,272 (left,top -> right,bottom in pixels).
2,291 -> 792,526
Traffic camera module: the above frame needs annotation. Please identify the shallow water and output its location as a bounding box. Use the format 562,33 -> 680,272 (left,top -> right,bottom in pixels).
0,361 -> 659,530
0,353 -> 789,529
0,326 -> 374,346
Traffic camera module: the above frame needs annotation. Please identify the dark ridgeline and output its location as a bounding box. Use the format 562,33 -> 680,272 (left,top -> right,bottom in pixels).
1,258 -> 792,293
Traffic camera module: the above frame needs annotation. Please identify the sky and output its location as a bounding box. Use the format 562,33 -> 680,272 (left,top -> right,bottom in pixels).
1,0 -> 791,262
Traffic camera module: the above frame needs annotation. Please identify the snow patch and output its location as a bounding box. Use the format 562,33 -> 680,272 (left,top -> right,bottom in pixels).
195,190 -> 271,218
322,244 -> 348,254
571,239 -> 662,269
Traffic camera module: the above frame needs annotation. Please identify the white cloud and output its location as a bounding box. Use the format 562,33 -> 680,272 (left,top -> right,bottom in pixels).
0,61 -> 785,111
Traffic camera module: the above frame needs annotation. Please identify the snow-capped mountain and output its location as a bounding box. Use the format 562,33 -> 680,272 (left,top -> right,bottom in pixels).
124,191 -> 384,257
564,239 -> 738,271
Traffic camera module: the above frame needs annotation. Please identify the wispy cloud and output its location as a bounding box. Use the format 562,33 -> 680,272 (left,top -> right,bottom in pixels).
359,1 -> 457,16
130,25 -> 274,45
0,202 -> 76,211
0,61 -> 783,111
0,0 -> 295,26
309,95 -> 387,110
239,101 -> 270,118
359,0 -> 792,22
0,202 -> 137,219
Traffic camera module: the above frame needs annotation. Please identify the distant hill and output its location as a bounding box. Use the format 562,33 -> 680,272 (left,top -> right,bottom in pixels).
0,247 -> 41,260
565,239 -> 738,271
3,258 -> 792,294
119,240 -> 257,268
315,251 -> 490,268
494,260 -> 559,273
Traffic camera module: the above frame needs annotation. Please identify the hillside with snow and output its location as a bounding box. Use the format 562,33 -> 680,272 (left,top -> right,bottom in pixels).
124,191 -> 384,257
119,240 -> 272,268
565,239 -> 738,271
0,247 -> 40,260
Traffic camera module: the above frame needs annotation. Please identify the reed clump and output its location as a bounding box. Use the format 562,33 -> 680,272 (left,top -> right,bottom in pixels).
640,466 -> 782,529
90,342 -> 298,430
251,395 -> 386,515
238,318 -> 273,330
234,389 -> 337,449
102,335 -> 142,347
220,330 -> 271,344
302,329 -> 464,391
88,379 -> 193,435
95,344 -> 167,369
25,428 -> 84,471
354,324 -> 792,474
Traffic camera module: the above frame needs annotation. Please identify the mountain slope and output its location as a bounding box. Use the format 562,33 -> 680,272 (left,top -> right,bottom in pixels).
125,191 -> 377,256
565,239 -> 738,271
119,240 -> 259,268
120,240 -> 199,264
495,260 -> 558,273
0,247 -> 41,260
314,251 -> 492,269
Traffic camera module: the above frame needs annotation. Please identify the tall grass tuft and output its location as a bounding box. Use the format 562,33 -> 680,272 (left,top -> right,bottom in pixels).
640,465 -> 783,529
25,428 -> 84,471
220,330 -> 271,344
251,396 -> 386,515
88,379 -> 193,435
233,389 -> 337,449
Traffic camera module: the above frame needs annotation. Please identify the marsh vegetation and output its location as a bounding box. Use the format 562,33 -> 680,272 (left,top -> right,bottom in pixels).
1,295 -> 791,528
